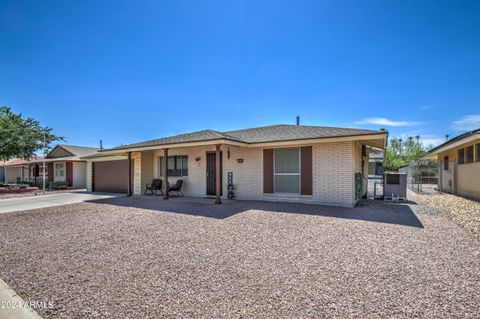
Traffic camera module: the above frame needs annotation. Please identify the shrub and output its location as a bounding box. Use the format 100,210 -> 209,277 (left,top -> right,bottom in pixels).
19,180 -> 35,187
17,183 -> 29,189
48,181 -> 68,190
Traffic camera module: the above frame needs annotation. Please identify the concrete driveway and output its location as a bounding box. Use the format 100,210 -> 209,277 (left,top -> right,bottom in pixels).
0,192 -> 124,214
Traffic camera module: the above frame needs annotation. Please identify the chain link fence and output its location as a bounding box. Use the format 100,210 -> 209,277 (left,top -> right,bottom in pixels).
399,160 -> 438,195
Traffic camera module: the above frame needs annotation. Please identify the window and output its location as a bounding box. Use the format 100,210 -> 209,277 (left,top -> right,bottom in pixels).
458,148 -> 465,164
55,163 -> 65,177
476,143 -> 480,163
465,145 -> 474,163
274,148 -> 300,193
443,156 -> 449,170
159,156 -> 188,176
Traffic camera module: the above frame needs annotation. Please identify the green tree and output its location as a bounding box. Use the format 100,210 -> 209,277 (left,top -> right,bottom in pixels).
0,106 -> 64,161
383,136 -> 427,172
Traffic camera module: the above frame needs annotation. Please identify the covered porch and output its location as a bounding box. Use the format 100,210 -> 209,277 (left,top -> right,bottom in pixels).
128,141 -> 238,205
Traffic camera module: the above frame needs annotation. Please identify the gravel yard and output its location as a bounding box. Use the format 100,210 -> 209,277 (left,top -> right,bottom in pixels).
0,197 -> 479,318
409,190 -> 480,239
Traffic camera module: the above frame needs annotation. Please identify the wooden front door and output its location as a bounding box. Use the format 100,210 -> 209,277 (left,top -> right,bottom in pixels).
206,152 -> 222,196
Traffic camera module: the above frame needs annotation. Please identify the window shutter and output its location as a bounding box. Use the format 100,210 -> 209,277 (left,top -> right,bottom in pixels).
47,163 -> 54,181
263,149 -> 274,193
66,162 -> 73,186
300,146 -> 313,195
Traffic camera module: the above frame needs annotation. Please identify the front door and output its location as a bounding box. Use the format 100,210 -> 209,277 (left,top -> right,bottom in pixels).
206,152 -> 222,196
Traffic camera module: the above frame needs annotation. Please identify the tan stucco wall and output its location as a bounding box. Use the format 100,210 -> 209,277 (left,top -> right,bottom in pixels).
436,139 -> 480,199
457,162 -> 480,199
142,141 -> 357,207
140,152 -> 154,194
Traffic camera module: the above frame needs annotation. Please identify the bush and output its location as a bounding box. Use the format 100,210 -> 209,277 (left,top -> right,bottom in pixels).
48,181 -> 68,190
17,183 -> 29,189
0,182 -> 4,187
19,180 -> 35,187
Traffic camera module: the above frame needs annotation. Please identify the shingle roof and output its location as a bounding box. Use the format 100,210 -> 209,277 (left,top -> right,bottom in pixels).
224,124 -> 382,143
104,125 -> 385,151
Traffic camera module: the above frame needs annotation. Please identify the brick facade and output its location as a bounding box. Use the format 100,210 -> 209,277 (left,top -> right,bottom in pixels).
135,141 -> 360,207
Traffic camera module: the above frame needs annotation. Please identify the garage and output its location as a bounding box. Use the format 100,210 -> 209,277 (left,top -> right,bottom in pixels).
92,160 -> 131,193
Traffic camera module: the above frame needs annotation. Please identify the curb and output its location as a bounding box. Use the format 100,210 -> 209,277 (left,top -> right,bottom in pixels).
0,277 -> 44,319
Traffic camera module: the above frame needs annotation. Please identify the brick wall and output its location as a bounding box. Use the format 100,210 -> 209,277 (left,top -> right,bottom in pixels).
312,141 -> 354,206
143,141 -> 356,207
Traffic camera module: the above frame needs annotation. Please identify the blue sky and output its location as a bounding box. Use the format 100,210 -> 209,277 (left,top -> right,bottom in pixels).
1,0 -> 479,149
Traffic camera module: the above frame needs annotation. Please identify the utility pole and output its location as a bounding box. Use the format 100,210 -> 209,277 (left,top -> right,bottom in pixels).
42,131 -> 46,194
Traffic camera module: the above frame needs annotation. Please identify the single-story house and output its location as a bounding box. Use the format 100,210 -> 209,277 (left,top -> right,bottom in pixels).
3,145 -> 99,188
422,128 -> 480,199
84,124 -> 387,207
2,157 -> 44,184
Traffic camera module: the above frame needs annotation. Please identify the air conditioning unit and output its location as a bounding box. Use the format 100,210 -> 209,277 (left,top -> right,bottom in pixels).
384,173 -> 407,201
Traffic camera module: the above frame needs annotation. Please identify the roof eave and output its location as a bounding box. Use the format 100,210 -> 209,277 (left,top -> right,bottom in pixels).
98,138 -> 248,155
422,133 -> 480,160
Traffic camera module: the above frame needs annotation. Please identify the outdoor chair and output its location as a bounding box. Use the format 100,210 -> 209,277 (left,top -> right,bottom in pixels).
168,179 -> 184,197
144,179 -> 163,195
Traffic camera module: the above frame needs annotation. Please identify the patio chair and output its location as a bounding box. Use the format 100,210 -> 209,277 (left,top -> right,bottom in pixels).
168,179 -> 184,197
144,179 -> 163,195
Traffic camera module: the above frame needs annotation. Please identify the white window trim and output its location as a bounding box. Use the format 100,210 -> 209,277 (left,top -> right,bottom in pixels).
273,148 -> 301,194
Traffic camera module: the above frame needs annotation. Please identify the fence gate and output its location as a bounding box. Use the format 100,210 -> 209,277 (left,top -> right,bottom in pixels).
438,160 -> 457,193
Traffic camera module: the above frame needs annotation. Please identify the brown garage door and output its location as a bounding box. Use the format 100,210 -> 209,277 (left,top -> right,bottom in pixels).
93,160 -> 130,193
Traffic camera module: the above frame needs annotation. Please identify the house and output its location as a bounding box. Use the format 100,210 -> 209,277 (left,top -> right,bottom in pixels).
422,129 -> 480,199
2,157 -> 44,184
3,145 -> 99,188
84,124 -> 387,207
0,163 -> 4,183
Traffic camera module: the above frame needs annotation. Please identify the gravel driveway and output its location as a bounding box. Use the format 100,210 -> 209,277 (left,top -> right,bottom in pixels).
0,197 -> 479,318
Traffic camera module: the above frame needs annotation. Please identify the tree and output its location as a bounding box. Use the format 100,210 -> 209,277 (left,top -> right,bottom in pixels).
0,106 -> 64,161
383,136 -> 427,172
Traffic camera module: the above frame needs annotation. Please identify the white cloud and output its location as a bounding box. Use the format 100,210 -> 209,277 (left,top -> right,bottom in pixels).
420,137 -> 445,147
355,117 -> 421,127
451,115 -> 480,131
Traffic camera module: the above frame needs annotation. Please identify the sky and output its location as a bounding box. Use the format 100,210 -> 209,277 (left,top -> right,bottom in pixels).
1,0 -> 479,149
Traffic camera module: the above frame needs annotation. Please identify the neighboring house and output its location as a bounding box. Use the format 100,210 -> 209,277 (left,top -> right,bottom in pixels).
2,157 -> 44,183
423,129 -> 480,199
83,124 -> 387,207
3,145 -> 99,188
0,163 -> 4,183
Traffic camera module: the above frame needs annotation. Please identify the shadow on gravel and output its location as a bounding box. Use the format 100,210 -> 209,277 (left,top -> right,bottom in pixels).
89,196 -> 423,228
